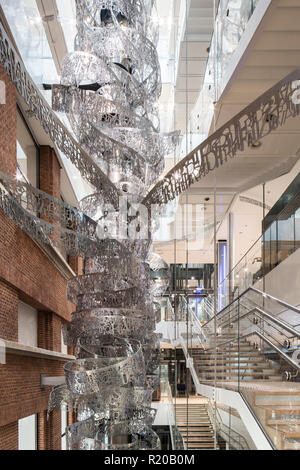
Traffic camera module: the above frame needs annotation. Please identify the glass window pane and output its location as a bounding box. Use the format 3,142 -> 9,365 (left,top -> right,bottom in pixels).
17,111 -> 38,187
295,208 -> 300,250
277,215 -> 295,264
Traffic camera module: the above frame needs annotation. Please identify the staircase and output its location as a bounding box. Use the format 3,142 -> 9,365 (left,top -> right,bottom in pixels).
175,403 -> 218,450
241,385 -> 300,450
189,336 -> 300,449
192,336 -> 282,383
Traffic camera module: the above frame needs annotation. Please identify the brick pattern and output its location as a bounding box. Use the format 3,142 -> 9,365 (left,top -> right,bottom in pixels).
69,256 -> 84,276
0,209 -> 73,321
0,353 -> 65,427
0,421 -> 18,450
0,67 -> 72,449
39,146 -> 61,200
0,279 -> 18,341
38,312 -> 62,353
0,64 -> 17,176
38,409 -> 61,451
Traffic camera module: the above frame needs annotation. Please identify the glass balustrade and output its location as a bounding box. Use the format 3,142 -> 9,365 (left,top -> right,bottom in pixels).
168,287 -> 300,450
188,0 -> 259,152
207,399 -> 254,450
167,384 -> 186,450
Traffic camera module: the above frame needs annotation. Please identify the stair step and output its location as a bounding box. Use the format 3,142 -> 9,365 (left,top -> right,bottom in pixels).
200,372 -> 281,378
196,366 -> 273,371
177,422 -> 212,426
193,352 -> 262,357
255,394 -> 300,406
178,425 -> 212,429
187,444 -> 217,449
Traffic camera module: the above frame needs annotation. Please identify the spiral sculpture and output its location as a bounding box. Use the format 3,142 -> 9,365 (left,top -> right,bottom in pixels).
0,0 -> 177,450
46,0 -> 178,450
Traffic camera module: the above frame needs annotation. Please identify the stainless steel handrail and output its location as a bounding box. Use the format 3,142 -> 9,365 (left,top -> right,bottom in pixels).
203,287 -> 300,328
215,304 -> 300,339
202,331 -> 300,372
207,401 -> 250,450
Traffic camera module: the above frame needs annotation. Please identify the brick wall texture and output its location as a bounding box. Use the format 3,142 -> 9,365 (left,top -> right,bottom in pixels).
0,65 -> 77,449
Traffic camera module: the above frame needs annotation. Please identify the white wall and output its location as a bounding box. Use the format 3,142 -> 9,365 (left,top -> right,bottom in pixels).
152,403 -> 172,426
18,415 -> 37,450
255,248 -> 300,307
18,301 -> 38,347
218,408 -> 256,450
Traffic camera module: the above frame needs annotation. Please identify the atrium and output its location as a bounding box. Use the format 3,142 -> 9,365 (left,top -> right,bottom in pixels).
0,0 -> 299,453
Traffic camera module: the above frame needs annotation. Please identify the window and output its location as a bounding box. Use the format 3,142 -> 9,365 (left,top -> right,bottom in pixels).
17,109 -> 39,187
18,301 -> 38,347
18,414 -> 37,450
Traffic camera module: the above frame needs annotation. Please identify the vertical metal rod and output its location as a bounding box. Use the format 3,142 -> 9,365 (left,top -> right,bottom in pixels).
185,0 -> 189,448
173,0 -> 177,446
213,0 -> 218,451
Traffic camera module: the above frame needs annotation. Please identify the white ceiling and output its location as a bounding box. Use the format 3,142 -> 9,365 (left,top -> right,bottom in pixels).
174,0 -> 214,132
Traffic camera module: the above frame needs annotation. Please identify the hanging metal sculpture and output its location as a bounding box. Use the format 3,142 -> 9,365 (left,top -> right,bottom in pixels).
47,0 -> 178,449
0,0 -> 179,450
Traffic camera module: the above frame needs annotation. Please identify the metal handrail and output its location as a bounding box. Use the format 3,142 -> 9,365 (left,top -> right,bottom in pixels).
179,296 -> 207,347
214,304 -> 300,339
203,286 -> 300,328
207,401 -> 250,450
167,384 -> 186,450
202,331 -> 300,373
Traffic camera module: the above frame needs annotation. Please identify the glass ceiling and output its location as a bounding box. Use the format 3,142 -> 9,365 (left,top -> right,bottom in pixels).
0,0 -> 183,201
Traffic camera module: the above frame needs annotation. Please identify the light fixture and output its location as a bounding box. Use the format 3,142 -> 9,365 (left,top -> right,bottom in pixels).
251,141 -> 262,148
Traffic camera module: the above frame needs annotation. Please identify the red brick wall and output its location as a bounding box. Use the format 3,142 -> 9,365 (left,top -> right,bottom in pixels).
69,256 -> 84,276
0,279 -> 18,342
0,421 -> 18,450
0,65 -> 73,450
38,409 -> 61,451
39,146 -> 61,201
0,64 -> 17,176
0,354 -> 65,427
0,210 -> 74,321
38,312 -> 62,353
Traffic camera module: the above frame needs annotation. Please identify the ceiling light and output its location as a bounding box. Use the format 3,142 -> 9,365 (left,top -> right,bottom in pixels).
251,141 -> 262,148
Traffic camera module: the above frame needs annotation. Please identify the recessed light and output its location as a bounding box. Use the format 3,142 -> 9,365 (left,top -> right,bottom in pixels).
251,141 -> 262,148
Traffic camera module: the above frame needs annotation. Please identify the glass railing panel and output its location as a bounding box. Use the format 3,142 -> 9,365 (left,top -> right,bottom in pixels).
189,0 -> 259,151
241,384 -> 300,450
208,400 -> 256,450
295,208 -> 300,248
188,286 -> 300,450
277,216 -> 296,265
167,385 -> 186,450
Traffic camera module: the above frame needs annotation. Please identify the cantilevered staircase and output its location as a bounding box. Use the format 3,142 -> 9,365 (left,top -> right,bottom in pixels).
172,289 -> 300,450
175,403 -> 217,450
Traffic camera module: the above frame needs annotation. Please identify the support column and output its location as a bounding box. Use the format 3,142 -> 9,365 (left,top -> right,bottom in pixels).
0,64 -> 17,176
38,311 -> 62,353
39,146 -> 61,200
